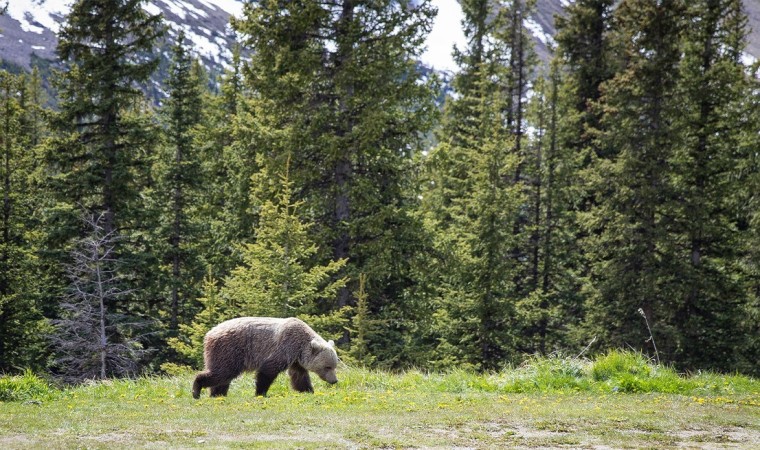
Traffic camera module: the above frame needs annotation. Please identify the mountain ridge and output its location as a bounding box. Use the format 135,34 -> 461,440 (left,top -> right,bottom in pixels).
3,1 -> 760,88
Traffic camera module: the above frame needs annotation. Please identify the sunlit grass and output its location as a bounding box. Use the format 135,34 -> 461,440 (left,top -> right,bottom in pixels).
1,351 -> 758,448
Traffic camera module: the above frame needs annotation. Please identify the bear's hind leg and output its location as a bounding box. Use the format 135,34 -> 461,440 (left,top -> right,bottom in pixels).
193,369 -> 239,399
193,371 -> 213,399
288,364 -> 314,393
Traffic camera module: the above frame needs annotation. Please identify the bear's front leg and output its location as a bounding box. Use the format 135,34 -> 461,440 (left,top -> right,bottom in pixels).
288,364 -> 314,393
255,359 -> 285,396
209,383 -> 230,397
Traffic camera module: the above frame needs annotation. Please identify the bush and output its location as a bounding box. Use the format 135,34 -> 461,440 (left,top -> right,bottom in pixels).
590,350 -> 653,381
0,370 -> 57,402
495,354 -> 592,393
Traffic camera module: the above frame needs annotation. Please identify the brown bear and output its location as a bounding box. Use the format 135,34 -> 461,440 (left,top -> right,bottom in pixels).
192,317 -> 339,398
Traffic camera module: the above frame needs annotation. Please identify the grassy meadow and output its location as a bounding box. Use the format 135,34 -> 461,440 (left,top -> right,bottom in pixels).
1,351 -> 759,449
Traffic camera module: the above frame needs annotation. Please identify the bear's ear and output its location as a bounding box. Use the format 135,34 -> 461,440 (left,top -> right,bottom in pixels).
327,340 -> 335,348
310,338 -> 323,353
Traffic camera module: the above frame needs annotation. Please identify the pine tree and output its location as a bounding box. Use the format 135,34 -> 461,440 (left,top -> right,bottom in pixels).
669,0 -> 753,370
497,1 -> 538,300
550,0 -> 617,355
584,0 -> 685,360
0,71 -> 48,372
194,44 -> 257,280
221,160 -> 348,336
421,0 -> 523,370
742,75 -> 760,375
152,31 -> 206,331
518,62 -> 585,355
233,0 -> 437,363
345,274 -> 380,367
45,0 -> 163,241
38,0 -> 165,375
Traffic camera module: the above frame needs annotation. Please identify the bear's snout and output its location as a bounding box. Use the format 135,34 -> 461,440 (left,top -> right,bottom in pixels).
321,371 -> 338,384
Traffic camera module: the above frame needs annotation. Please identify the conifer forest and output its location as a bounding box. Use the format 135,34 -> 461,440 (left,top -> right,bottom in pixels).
1,0 -> 759,381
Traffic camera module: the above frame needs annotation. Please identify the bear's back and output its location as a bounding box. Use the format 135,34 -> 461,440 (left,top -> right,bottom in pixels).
204,317 -> 316,370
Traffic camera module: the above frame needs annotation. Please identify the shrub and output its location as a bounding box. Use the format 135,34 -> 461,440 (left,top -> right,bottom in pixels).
590,350 -> 652,381
0,370 -> 57,402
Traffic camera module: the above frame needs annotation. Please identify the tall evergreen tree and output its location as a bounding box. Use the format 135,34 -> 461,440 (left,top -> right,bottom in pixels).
233,0 -> 437,364
742,70 -> 760,376
669,0 -> 753,370
0,71 -> 48,372
421,0 -> 523,370
518,63 -> 585,355
42,0 -> 164,369
152,31 -> 206,331
497,1 -> 538,300
584,0 -> 685,360
192,44 -> 254,280
46,0 -> 163,238
221,161 -> 348,326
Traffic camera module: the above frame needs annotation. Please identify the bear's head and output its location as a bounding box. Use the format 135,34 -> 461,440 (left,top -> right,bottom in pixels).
304,338 -> 339,384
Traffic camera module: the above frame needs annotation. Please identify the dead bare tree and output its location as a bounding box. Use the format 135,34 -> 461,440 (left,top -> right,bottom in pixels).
50,211 -> 147,383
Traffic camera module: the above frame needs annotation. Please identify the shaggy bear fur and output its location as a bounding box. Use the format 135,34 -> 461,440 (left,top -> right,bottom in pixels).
192,317 -> 339,398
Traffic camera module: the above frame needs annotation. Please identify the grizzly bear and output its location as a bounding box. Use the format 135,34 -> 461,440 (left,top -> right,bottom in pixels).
192,317 -> 339,398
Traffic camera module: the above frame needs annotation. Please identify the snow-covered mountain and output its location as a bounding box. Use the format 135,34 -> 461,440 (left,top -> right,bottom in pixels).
3,1 -> 760,85
1,0 -> 243,71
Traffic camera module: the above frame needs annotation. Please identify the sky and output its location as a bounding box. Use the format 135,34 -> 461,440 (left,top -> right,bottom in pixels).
422,0 -> 467,72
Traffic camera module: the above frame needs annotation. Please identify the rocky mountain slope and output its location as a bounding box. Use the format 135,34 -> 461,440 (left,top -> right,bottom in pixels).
2,1 -> 760,88
1,0 -> 242,71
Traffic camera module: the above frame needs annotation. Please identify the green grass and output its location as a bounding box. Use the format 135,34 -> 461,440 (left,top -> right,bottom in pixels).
1,351 -> 759,448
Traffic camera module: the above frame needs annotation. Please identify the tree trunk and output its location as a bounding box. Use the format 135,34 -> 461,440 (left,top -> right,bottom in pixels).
334,0 -> 355,313
171,129 -> 183,330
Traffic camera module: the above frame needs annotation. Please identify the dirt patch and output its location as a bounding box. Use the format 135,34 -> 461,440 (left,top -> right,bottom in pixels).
0,434 -> 33,446
674,426 -> 760,448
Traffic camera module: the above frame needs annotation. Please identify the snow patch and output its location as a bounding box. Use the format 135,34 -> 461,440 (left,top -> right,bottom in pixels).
176,23 -> 230,63
6,0 -> 74,34
160,0 -> 187,20
144,2 -> 162,16
742,52 -> 757,67
196,0 -> 244,17
525,18 -> 555,48
183,2 -> 209,18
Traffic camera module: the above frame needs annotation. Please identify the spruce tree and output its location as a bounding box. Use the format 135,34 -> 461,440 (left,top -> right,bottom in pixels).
669,0 -> 753,370
46,0 -> 163,240
152,31 -> 206,331
742,75 -> 760,376
192,46 -> 253,280
518,62 -> 585,355
221,160 -> 348,331
233,0 -> 437,364
584,0 -> 685,360
0,71 -> 47,372
421,0 -> 523,370
40,0 -> 164,372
